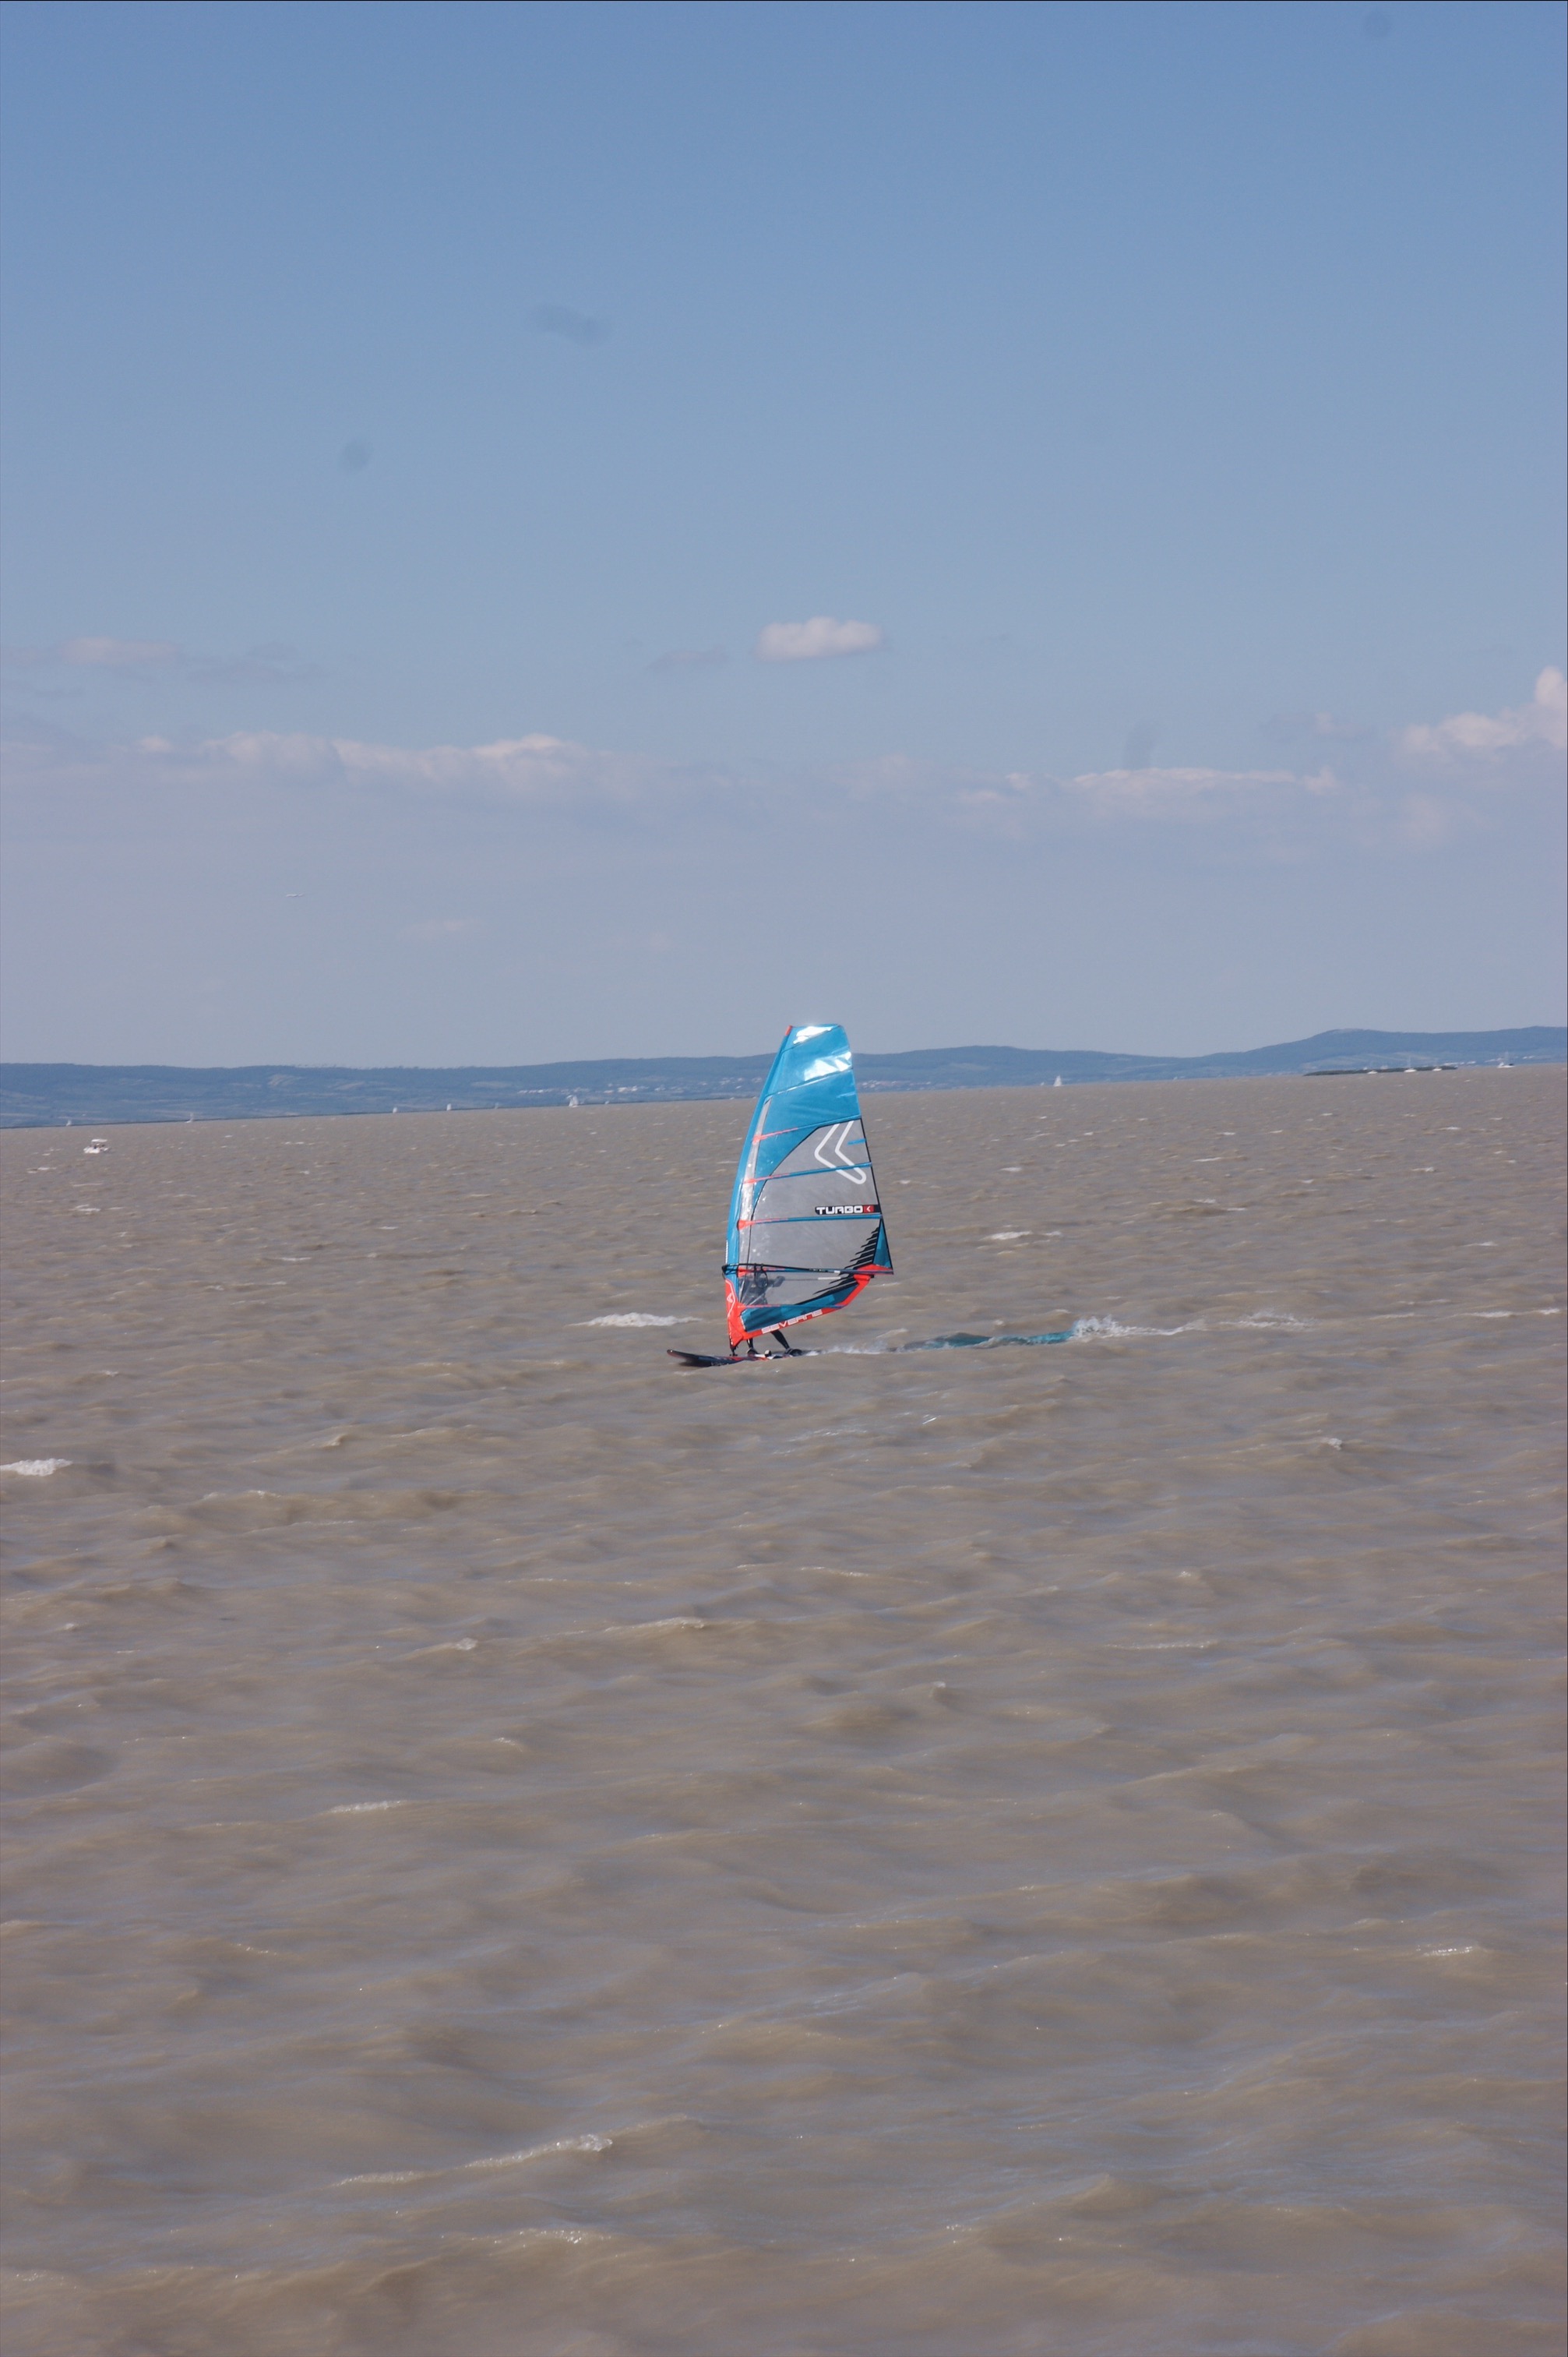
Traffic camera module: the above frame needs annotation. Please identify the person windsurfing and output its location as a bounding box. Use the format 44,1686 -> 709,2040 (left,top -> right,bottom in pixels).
670,1022 -> 893,1365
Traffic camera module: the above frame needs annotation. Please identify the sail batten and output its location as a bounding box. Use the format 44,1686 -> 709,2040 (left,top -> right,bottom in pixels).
724,1023 -> 893,1346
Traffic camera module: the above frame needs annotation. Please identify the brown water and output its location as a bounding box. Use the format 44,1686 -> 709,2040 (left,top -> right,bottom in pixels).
2,1071 -> 1563,2357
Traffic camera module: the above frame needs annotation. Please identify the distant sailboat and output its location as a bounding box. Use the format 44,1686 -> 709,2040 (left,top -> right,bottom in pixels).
669,1023 -> 893,1365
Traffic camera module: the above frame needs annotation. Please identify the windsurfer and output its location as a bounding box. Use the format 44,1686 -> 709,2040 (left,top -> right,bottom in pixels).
736,1263 -> 776,1310
679,1022 -> 892,1367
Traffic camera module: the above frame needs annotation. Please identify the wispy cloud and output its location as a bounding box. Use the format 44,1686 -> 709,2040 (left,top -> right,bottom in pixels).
185,644 -> 322,688
8,673 -> 1558,870
1063,764 -> 1337,817
650,646 -> 727,672
3,637 -> 321,688
64,636 -> 179,669
1263,710 -> 1374,744
401,917 -> 483,944
1396,792 -> 1471,849
185,728 -> 650,804
531,303 -> 609,346
1122,719 -> 1161,770
1395,666 -> 1566,765
3,636 -> 179,671
753,616 -> 884,663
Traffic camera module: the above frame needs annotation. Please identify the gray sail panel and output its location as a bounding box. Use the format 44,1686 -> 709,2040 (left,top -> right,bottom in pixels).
742,1210 -> 883,1272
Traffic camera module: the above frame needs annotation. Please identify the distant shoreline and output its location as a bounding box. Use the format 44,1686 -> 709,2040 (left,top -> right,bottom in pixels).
2,1029 -> 1562,1129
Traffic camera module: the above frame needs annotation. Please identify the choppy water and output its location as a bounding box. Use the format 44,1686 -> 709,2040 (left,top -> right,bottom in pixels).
2,1071 -> 1563,2357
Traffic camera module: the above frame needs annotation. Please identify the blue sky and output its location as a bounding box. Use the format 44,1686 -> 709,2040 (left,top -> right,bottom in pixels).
2,0 -> 1563,1064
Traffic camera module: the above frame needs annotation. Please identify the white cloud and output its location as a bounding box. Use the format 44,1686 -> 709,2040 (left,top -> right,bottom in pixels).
1062,764 -> 1331,816
7,673 -> 1556,866
753,616 -> 884,663
1395,666 -> 1566,764
4,722 -> 675,810
202,729 -> 644,802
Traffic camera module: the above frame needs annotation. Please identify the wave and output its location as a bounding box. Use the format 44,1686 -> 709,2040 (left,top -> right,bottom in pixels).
576,1312 -> 698,1328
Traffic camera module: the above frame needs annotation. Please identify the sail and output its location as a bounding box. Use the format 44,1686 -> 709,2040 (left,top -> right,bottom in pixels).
724,1023 -> 893,1346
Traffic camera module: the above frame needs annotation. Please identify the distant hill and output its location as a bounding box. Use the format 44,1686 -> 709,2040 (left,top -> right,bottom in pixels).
2,1029 -> 1561,1128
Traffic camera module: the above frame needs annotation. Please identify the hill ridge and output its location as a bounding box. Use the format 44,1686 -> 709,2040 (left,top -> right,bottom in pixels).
2,1028 -> 1562,1127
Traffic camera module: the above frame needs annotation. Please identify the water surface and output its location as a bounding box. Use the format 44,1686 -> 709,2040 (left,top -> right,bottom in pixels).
2,1071 -> 1563,2355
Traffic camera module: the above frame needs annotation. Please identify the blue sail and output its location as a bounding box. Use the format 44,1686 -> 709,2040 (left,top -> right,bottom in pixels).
724,1024 -> 893,1345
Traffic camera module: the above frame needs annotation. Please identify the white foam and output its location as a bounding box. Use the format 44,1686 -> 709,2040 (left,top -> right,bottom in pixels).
1119,1639 -> 1217,1652
576,1313 -> 698,1327
337,2133 -> 610,2188
985,1231 -> 1031,1242
1069,1315 -> 1191,1339
461,2134 -> 611,2172
552,1614 -> 709,1644
2,1459 -> 71,1477
326,1799 -> 407,1815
